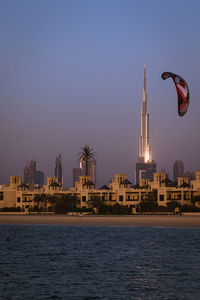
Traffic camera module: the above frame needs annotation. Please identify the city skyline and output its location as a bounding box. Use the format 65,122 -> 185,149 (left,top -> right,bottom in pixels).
1,0 -> 200,187
3,153 -> 195,188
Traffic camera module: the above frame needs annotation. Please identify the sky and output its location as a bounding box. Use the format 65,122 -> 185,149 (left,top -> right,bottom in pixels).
1,0 -> 200,187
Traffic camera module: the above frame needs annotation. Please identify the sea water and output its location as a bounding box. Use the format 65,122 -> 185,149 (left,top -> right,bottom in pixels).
0,225 -> 200,299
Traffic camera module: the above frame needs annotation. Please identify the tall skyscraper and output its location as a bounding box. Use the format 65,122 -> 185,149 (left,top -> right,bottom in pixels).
35,171 -> 44,186
81,159 -> 96,184
23,160 -> 44,185
73,157 -> 97,186
24,165 -> 30,184
139,63 -> 152,163
173,160 -> 184,182
135,64 -> 156,184
24,160 -> 36,184
55,153 -> 63,186
89,160 -> 97,185
29,160 -> 36,184
73,168 -> 82,186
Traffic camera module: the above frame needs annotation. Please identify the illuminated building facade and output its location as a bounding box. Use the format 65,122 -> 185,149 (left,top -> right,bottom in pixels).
135,64 -> 156,184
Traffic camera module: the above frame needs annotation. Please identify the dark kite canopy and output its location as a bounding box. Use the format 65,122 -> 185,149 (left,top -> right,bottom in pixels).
161,72 -> 189,116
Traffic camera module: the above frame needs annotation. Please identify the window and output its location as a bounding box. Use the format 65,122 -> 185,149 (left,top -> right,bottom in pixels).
184,192 -> 189,200
17,197 -> 21,203
119,195 -> 123,201
82,196 -> 86,202
23,196 -> 29,202
160,195 -> 164,201
0,192 -> 3,201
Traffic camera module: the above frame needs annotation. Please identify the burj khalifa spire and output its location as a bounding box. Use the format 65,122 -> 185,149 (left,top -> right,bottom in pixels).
139,63 -> 152,163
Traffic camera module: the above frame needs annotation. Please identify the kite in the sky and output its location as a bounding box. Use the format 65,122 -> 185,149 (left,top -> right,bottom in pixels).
161,72 -> 189,116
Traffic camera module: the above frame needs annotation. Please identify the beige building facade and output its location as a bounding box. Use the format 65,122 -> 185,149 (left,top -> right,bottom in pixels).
1,171 -> 200,212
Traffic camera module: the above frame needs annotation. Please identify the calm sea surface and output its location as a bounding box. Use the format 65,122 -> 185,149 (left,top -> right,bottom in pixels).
0,225 -> 200,300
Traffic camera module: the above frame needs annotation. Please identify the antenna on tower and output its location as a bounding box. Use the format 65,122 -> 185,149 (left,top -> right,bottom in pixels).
143,61 -> 146,91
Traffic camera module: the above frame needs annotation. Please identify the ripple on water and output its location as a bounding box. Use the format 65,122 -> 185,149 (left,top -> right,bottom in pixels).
1,225 -> 200,299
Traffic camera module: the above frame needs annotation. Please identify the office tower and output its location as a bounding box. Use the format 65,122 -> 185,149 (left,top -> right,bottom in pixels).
24,160 -> 44,185
35,171 -> 44,186
173,160 -> 184,182
24,165 -> 30,184
135,162 -> 156,184
24,160 -> 36,184
55,153 -> 63,186
29,160 -> 36,184
135,64 -> 156,184
81,159 -> 97,185
73,168 -> 83,186
74,156 -> 97,186
89,160 -> 96,185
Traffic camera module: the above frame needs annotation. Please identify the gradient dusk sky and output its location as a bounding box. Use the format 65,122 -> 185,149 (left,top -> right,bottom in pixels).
1,0 -> 200,187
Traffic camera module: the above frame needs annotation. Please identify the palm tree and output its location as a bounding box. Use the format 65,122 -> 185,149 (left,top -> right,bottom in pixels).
47,195 -> 57,212
79,144 -> 95,176
33,193 -> 47,211
34,194 -> 41,211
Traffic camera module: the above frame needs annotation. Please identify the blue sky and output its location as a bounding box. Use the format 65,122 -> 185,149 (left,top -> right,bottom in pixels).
1,0 -> 200,187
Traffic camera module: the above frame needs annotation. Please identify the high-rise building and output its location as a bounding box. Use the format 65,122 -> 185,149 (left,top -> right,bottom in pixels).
55,153 -> 63,186
35,171 -> 44,186
24,160 -> 36,184
24,165 -> 30,184
81,159 -> 97,185
24,160 -> 44,185
74,157 -> 97,186
89,160 -> 96,185
135,162 -> 156,184
73,168 -> 82,186
135,64 -> 156,184
173,160 -> 184,182
139,63 -> 151,163
29,160 -> 36,184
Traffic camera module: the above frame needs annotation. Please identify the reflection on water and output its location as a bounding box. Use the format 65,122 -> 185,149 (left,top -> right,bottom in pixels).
1,225 -> 200,299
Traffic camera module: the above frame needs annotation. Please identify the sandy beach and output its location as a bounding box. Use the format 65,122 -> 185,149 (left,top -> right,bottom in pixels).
0,214 -> 200,227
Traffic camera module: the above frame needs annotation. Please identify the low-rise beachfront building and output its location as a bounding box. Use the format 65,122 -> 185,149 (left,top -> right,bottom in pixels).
1,171 -> 200,212
16,183 -> 40,212
148,172 -> 195,208
69,176 -> 96,208
16,177 -> 66,212
108,174 -> 150,209
0,176 -> 21,208
69,174 -> 155,212
69,174 -> 145,210
190,170 -> 200,191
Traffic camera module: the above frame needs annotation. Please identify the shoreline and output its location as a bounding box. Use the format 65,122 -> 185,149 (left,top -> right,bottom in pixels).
1,214 -> 200,227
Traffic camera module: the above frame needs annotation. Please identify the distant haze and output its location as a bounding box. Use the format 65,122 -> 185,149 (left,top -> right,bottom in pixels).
1,0 -> 200,187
